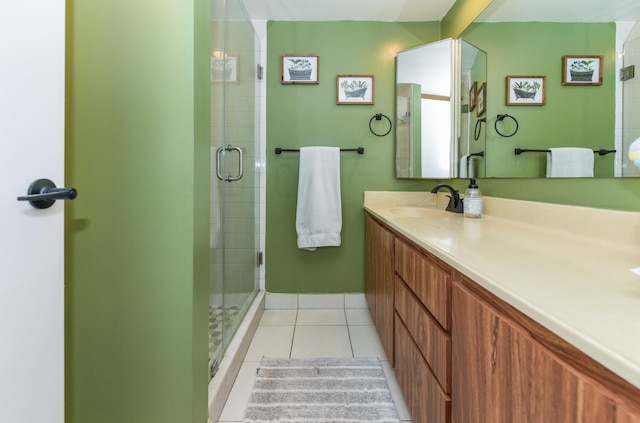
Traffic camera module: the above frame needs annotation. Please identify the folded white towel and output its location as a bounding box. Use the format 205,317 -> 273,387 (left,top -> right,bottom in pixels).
546,147 -> 594,178
296,146 -> 342,251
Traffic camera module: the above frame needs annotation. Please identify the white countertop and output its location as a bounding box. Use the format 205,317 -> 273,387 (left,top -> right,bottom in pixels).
364,191 -> 640,389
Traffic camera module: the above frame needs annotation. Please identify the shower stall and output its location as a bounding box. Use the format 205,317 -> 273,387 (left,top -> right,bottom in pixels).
209,0 -> 262,379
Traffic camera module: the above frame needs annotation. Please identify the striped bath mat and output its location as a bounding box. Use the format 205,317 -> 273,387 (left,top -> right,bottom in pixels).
242,357 -> 401,423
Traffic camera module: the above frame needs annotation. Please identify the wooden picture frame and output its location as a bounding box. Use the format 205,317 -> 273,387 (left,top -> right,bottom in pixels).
562,55 -> 603,86
506,76 -> 546,106
211,54 -> 238,83
281,54 -> 319,84
336,74 -> 374,105
476,82 -> 486,116
469,81 -> 477,112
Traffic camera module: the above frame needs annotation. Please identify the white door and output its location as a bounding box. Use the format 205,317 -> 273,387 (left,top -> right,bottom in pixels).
0,0 -> 66,421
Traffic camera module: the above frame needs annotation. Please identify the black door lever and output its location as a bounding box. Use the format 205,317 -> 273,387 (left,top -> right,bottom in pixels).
17,178 -> 78,209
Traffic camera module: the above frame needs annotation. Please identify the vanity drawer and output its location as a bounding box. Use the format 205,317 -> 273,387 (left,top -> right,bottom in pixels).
395,276 -> 451,392
395,313 -> 451,423
395,238 -> 451,330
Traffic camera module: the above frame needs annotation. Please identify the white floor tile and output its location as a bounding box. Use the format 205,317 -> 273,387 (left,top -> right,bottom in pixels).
345,293 -> 368,309
259,309 -> 297,326
220,303 -> 413,423
296,308 -> 346,326
264,293 -> 297,309
349,325 -> 387,359
218,360 -> 259,422
298,294 -> 344,309
290,325 -> 353,357
243,325 -> 293,361
345,308 -> 374,325
381,360 -> 413,422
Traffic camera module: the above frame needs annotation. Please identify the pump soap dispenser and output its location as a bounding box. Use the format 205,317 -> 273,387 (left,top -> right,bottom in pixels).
463,179 -> 482,219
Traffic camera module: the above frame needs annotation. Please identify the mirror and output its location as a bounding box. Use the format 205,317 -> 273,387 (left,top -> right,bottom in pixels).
621,23 -> 640,177
458,1 -> 640,178
396,39 -> 487,179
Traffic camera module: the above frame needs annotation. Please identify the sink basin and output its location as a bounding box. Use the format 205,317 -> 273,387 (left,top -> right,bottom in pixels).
388,206 -> 443,218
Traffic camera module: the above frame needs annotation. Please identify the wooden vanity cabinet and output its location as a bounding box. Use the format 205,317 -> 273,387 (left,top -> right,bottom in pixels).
452,274 -> 640,423
364,214 -> 394,364
364,212 -> 640,423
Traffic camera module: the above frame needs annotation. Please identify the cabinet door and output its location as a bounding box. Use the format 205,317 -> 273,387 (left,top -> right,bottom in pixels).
617,405 -> 640,423
364,215 -> 377,317
364,214 -> 394,363
395,313 -> 450,423
451,282 -> 617,423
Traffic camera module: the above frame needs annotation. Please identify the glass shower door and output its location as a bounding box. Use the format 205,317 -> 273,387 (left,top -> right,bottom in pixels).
209,0 -> 260,378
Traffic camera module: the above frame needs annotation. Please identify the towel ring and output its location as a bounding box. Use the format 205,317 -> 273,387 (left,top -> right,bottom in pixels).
495,114 -> 519,137
474,118 -> 486,141
369,113 -> 392,137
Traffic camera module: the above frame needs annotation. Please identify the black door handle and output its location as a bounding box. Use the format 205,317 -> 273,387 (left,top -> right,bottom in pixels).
17,178 -> 78,209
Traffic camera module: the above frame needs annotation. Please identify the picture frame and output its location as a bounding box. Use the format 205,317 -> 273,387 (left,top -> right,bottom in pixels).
336,74 -> 374,105
506,76 -> 546,106
469,81 -> 477,112
211,54 -> 238,83
282,54 -> 319,84
562,55 -> 603,86
476,82 -> 486,116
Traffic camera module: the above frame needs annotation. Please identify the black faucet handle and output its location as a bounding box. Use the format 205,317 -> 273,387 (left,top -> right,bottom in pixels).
445,192 -> 464,213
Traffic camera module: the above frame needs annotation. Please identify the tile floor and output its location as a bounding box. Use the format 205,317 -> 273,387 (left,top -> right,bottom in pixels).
217,306 -> 412,422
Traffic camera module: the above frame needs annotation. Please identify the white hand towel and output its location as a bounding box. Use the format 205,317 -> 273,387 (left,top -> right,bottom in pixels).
546,147 -> 594,178
459,154 -> 469,177
296,146 -> 342,251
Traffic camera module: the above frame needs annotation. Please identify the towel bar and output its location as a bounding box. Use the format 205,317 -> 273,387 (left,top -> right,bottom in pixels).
275,147 -> 364,155
514,148 -> 616,156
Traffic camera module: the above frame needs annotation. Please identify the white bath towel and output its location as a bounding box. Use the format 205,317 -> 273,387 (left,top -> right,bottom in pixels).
295,146 -> 342,251
546,147 -> 594,178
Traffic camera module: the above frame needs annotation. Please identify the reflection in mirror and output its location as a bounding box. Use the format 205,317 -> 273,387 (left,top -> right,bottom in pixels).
459,40 -> 487,179
622,22 -> 640,177
395,39 -> 487,179
465,1 -> 640,178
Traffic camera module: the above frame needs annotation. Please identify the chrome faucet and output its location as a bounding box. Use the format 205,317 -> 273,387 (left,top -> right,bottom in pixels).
430,184 -> 464,213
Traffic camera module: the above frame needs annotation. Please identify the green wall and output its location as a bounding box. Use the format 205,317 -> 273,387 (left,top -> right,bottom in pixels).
65,0 -> 210,421
265,22 -> 440,293
265,20 -> 640,295
463,23 -> 616,177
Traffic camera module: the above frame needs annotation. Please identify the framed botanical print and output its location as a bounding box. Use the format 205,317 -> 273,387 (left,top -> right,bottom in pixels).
336,74 -> 374,105
282,54 -> 319,84
562,55 -> 603,86
506,76 -> 546,106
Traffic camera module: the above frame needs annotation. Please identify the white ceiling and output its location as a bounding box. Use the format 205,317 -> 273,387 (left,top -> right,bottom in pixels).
241,0 -> 640,22
241,0 -> 455,22
477,0 -> 640,23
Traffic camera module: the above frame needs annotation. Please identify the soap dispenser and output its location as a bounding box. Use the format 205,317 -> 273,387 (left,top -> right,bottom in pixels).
463,179 -> 482,219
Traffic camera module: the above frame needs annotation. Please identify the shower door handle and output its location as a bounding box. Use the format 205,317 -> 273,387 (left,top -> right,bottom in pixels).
216,145 -> 244,182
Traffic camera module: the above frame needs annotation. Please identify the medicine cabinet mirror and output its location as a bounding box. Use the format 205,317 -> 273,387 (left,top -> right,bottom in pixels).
396,38 -> 487,179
